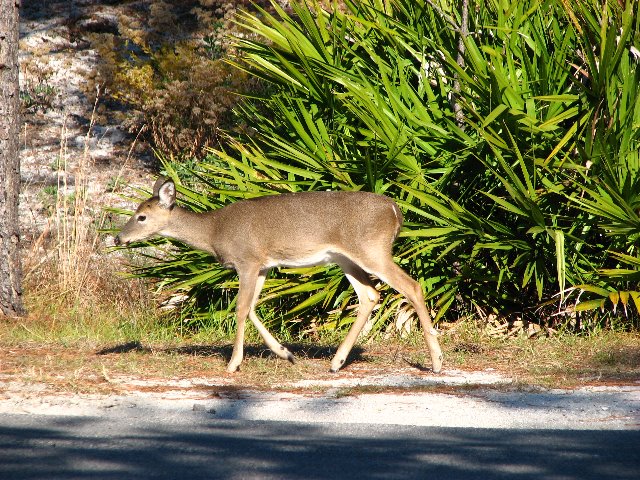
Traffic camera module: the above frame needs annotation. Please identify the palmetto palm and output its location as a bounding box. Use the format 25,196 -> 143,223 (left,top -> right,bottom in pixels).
124,0 -> 640,334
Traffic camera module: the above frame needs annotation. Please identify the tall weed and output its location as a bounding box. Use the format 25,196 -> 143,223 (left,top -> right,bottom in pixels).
23,106 -> 155,339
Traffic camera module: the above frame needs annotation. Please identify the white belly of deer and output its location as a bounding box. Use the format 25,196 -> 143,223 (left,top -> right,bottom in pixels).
267,249 -> 344,269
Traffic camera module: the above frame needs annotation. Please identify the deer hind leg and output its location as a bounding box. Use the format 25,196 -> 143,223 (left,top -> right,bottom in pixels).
364,258 -> 443,374
330,262 -> 380,373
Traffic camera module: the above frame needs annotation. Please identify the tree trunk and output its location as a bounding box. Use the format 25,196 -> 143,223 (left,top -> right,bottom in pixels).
0,0 -> 25,316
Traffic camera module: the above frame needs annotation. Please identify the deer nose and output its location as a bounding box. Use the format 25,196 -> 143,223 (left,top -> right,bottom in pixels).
114,235 -> 123,246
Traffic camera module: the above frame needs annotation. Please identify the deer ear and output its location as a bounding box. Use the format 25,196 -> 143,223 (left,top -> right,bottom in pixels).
157,180 -> 176,209
152,176 -> 168,197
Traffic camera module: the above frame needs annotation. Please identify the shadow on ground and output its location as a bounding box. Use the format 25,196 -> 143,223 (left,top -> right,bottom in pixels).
96,341 -> 366,366
1,415 -> 639,480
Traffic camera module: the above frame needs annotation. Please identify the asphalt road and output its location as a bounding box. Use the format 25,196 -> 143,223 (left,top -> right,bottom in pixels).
1,413 -> 639,480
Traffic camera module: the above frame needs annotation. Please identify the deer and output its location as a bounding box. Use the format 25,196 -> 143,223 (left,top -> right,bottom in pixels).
114,177 -> 443,374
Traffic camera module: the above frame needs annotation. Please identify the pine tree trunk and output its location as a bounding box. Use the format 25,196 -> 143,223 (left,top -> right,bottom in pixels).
0,0 -> 25,317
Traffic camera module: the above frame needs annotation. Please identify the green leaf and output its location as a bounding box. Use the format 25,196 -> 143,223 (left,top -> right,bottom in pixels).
575,298 -> 606,312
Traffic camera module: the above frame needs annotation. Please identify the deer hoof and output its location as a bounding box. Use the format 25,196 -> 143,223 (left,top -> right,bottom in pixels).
431,354 -> 444,374
329,358 -> 345,373
226,360 -> 241,373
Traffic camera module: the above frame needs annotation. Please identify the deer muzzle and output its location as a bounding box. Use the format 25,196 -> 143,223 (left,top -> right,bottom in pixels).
114,235 -> 127,247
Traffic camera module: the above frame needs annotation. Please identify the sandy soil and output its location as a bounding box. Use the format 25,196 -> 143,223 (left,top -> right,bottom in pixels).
1,366 -> 639,430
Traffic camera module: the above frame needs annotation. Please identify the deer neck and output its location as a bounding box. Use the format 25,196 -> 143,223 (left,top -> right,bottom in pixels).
162,206 -> 217,255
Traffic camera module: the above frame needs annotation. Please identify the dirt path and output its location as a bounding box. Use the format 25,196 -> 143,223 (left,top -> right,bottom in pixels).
2,366 -> 639,430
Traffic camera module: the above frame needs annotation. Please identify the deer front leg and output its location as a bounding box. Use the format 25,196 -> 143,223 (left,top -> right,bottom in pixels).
228,310 -> 247,373
247,269 -> 295,363
249,311 -> 295,363
227,270 -> 259,372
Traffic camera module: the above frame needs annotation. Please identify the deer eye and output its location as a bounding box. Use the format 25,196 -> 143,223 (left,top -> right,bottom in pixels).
137,215 -> 147,222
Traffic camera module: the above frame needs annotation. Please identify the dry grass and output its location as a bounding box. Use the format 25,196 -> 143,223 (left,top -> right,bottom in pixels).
1,315 -> 638,397
440,323 -> 640,388
18,90 -> 158,345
